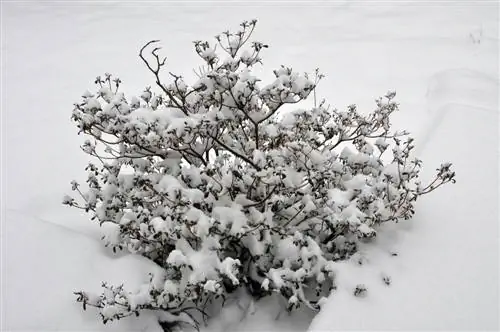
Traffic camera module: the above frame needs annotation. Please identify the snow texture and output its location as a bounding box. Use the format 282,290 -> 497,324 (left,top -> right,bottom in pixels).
2,2 -> 498,332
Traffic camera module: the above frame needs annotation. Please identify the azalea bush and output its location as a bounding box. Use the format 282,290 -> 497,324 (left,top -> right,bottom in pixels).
64,20 -> 455,330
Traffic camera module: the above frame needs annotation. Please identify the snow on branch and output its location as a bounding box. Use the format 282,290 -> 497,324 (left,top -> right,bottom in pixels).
65,19 -> 455,331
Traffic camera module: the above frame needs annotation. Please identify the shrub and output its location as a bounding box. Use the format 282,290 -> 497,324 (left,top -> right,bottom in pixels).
64,20 -> 455,330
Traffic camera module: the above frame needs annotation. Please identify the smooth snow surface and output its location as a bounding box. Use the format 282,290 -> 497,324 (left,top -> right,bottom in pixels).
2,2 -> 498,331
3,210 -> 163,331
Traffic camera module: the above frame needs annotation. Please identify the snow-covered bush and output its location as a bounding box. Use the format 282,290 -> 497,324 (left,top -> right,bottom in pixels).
65,20 -> 455,330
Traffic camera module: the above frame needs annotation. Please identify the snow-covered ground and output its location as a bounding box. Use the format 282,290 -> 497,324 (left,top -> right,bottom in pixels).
309,70 -> 499,331
2,2 -> 498,331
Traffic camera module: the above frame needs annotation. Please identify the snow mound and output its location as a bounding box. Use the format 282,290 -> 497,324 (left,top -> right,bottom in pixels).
426,68 -> 498,114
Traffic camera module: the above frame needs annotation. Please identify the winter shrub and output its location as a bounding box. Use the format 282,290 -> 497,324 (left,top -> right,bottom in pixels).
65,20 -> 455,330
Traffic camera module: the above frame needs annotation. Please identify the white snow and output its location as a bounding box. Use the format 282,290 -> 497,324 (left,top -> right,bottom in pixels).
2,2 -> 497,332
213,205 -> 248,236
2,212 -> 163,331
309,28 -> 499,332
166,250 -> 188,267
